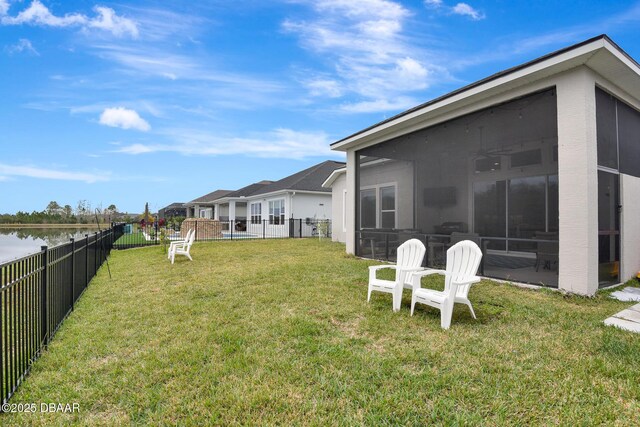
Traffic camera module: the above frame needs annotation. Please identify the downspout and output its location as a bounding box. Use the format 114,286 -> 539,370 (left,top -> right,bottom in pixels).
290,191 -> 295,218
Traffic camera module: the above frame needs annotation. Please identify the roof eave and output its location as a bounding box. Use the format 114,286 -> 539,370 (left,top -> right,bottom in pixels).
322,167 -> 346,188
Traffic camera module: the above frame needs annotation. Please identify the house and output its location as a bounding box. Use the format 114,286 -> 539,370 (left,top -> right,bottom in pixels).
325,35 -> 640,296
158,202 -> 187,219
184,189 -> 232,219
209,180 -> 274,226
212,160 -> 344,233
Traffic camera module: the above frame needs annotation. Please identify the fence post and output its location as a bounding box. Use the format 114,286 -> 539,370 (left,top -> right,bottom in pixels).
95,232 -> 99,274
230,221 -> 233,240
195,221 -> 199,241
40,245 -> 49,347
479,238 -> 485,275
299,219 -> 302,238
263,220 -> 266,239
385,233 -> 389,261
70,238 -> 75,311
85,234 -> 89,287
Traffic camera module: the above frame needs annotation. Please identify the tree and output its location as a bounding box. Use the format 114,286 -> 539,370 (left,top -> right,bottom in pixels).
63,205 -> 73,218
46,201 -> 62,215
76,200 -> 88,217
140,202 -> 153,224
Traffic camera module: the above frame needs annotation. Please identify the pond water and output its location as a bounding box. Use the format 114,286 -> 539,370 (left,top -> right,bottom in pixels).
0,228 -> 98,264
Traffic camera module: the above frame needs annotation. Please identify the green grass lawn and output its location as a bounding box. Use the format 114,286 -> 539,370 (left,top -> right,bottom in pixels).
4,239 -> 640,425
113,231 -> 157,247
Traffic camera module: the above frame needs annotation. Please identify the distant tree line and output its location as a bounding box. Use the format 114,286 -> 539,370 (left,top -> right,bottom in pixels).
0,201 -> 124,224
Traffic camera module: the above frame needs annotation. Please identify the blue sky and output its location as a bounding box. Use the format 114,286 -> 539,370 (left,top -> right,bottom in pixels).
1,0 -> 639,214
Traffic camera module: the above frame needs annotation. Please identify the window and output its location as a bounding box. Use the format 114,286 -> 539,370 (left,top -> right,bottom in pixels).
380,186 -> 396,228
250,203 -> 261,224
359,185 -> 396,229
268,199 -> 285,225
360,189 -> 376,228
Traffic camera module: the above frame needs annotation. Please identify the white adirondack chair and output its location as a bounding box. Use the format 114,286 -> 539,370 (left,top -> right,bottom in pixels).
410,240 -> 483,329
168,228 -> 193,260
170,230 -> 195,264
367,239 -> 426,312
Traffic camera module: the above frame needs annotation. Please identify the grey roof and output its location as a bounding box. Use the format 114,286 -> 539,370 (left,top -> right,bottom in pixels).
222,180 -> 274,199
187,189 -> 233,204
252,160 -> 345,196
161,202 -> 185,210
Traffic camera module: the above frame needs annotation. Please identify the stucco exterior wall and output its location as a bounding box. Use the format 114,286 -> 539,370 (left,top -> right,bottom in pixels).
345,151 -> 356,253
330,173 -> 347,243
556,67 -> 599,295
291,193 -> 331,220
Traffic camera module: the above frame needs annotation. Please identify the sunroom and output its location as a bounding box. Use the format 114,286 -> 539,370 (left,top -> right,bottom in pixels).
329,35 -> 640,295
356,88 -> 560,287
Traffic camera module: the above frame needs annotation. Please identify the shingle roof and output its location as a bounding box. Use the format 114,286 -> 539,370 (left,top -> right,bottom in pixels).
222,180 -> 274,198
161,202 -> 185,209
252,160 -> 345,196
187,189 -> 233,204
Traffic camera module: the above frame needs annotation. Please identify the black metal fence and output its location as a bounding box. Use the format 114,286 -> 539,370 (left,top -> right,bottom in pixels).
0,224 -> 124,406
113,219 -> 332,249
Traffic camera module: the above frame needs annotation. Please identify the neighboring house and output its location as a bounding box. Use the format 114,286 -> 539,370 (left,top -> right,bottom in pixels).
210,180 -> 274,225
158,202 -> 187,219
213,160 -> 344,233
184,189 -> 233,219
326,35 -> 640,296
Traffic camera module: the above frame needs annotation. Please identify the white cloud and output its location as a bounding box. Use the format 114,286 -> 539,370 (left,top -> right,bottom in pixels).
0,0 -> 10,16
87,6 -> 139,38
306,78 -> 343,97
452,3 -> 484,20
113,128 -> 337,159
312,0 -> 411,20
1,1 -> 138,38
284,0 -> 442,106
0,163 -> 109,183
395,57 -> 429,83
115,143 -> 155,154
2,1 -> 86,26
357,19 -> 401,38
6,38 -> 39,55
339,97 -> 418,113
99,107 -> 150,131
424,1 -> 485,20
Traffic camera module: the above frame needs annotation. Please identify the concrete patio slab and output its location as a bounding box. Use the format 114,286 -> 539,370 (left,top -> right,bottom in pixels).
604,302 -> 640,333
610,287 -> 640,302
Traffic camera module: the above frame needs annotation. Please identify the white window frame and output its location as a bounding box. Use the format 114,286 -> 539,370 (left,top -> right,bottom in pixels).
250,202 -> 262,224
268,199 -> 285,225
359,182 -> 397,229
